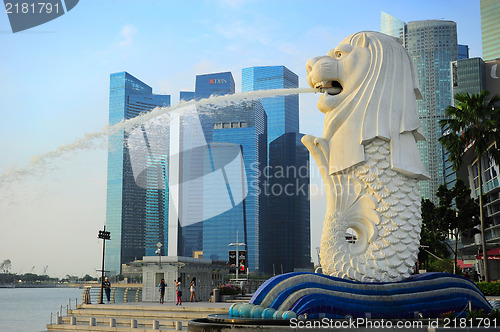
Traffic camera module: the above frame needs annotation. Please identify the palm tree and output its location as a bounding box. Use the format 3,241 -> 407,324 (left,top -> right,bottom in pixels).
439,90 -> 500,282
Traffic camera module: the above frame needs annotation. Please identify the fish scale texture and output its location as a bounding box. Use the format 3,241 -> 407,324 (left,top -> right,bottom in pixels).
320,138 -> 421,282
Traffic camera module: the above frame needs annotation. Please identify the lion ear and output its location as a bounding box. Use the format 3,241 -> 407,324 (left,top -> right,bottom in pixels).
355,33 -> 368,48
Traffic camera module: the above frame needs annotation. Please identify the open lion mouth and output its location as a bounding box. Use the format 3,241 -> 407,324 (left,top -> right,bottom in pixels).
314,80 -> 343,95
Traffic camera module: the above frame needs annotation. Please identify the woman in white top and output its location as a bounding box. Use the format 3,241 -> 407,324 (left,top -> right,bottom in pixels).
190,277 -> 197,302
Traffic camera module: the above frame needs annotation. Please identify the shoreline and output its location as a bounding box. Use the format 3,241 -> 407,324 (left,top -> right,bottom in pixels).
1,283 -> 82,288
0,282 -> 143,289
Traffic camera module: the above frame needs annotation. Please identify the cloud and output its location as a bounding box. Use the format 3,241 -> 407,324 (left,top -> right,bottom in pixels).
215,19 -> 271,46
211,0 -> 250,9
119,24 -> 137,47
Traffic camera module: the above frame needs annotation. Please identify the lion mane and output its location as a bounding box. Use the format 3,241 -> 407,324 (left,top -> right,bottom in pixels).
323,31 -> 429,180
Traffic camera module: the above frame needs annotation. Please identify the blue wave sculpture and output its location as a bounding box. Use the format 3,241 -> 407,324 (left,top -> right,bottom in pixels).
233,272 -> 491,319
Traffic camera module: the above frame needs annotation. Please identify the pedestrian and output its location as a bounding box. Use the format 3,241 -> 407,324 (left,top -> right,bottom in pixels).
175,278 -> 182,305
239,280 -> 245,295
190,277 -> 197,302
103,277 -> 111,303
158,278 -> 166,304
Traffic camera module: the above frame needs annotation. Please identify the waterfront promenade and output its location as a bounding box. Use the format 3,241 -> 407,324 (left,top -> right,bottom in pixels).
46,300 -> 233,331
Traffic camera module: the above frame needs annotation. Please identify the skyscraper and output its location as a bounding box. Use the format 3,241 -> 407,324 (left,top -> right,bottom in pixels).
106,72 -> 170,275
242,66 -> 299,146
264,132 -> 310,274
202,102 -> 267,273
178,72 -> 237,258
458,44 -> 470,60
381,15 -> 458,202
195,72 -> 235,100
407,20 -> 458,202
243,66 -> 311,274
481,0 -> 500,61
106,68 -> 310,275
451,58 -> 486,97
380,11 -> 406,44
179,91 -> 195,102
451,57 -> 500,278
445,57 -> 486,189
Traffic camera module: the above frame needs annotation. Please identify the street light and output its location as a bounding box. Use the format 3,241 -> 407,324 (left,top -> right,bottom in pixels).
155,242 -> 162,269
229,231 -> 246,281
97,226 -> 111,305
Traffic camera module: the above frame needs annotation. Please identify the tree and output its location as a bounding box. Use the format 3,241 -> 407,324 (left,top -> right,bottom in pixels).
1,259 -> 12,274
435,179 -> 480,273
439,91 -> 500,282
81,274 -> 96,282
420,180 -> 480,274
420,199 -> 449,270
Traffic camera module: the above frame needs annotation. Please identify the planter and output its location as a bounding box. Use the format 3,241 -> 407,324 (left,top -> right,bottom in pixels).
220,295 -> 235,302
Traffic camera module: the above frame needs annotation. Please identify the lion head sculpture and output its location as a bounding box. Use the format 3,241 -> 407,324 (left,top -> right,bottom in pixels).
306,31 -> 429,180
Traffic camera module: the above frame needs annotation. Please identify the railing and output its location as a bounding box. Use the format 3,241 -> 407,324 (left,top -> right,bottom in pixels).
49,297 -> 79,325
81,285 -> 142,304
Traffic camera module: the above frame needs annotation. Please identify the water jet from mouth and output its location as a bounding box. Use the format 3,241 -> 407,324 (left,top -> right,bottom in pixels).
0,87 -> 323,186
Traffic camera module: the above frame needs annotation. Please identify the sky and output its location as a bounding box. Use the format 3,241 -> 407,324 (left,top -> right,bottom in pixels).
0,0 -> 483,278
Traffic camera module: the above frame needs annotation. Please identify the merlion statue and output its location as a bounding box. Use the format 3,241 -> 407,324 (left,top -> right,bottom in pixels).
302,31 -> 430,282
243,31 -> 491,320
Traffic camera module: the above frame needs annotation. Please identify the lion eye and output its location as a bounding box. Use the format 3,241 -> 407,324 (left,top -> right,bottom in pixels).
335,51 -> 342,58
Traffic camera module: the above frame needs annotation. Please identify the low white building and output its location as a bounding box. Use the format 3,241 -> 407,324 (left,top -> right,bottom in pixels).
137,256 -> 229,302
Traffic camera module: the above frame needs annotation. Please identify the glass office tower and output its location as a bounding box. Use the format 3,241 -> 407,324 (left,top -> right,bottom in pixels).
195,72 -> 235,100
202,102 -> 267,273
242,66 -> 311,274
262,132 -> 310,274
180,91 -> 195,102
381,14 -> 458,203
380,11 -> 406,44
407,20 -> 458,202
445,58 -> 486,189
242,66 -> 299,146
481,0 -> 500,61
451,58 -> 485,96
106,72 -> 170,275
458,44 -> 470,60
178,72 -> 237,258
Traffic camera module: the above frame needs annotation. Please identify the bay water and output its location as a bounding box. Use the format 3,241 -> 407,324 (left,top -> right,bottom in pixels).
0,287 -> 81,332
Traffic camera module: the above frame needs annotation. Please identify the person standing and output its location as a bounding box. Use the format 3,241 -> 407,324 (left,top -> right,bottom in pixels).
190,277 -> 197,302
103,277 -> 111,303
175,278 -> 182,305
158,279 -> 166,304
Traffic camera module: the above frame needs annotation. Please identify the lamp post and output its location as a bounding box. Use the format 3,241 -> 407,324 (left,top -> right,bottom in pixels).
229,231 -> 246,281
97,226 -> 111,305
155,242 -> 162,269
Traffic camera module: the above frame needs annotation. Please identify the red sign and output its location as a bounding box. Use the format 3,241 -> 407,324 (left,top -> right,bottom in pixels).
209,78 -> 227,84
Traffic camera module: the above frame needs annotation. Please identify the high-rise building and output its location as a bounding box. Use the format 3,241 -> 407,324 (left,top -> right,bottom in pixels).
442,45 -> 469,190
106,72 -> 170,275
106,68 -> 310,275
195,72 -> 235,100
481,0 -> 500,61
380,11 -> 406,44
177,72 -> 237,259
407,20 -> 458,202
451,58 -> 486,97
452,59 -> 500,274
458,44 -> 470,60
242,66 -> 299,146
445,58 -> 487,189
263,132 -> 310,274
381,14 -> 458,202
242,66 -> 311,274
202,102 -> 267,273
180,91 -> 195,102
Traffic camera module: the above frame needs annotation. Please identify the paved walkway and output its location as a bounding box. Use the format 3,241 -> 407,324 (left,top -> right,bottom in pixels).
86,300 -> 233,309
